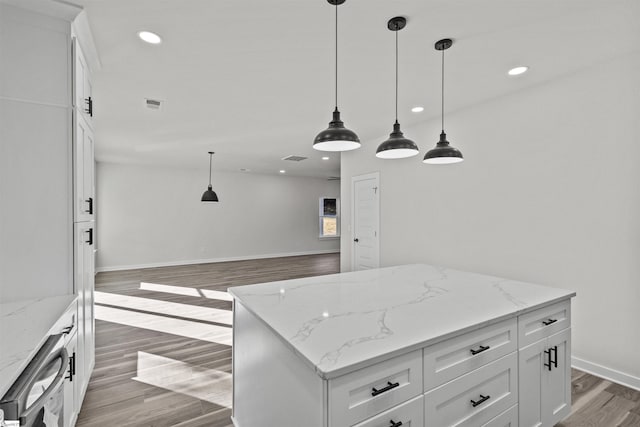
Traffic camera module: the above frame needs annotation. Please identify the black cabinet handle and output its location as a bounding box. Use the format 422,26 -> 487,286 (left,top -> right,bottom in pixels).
542,318 -> 557,326
470,345 -> 490,355
371,381 -> 400,397
85,197 -> 93,215
354,238 -> 359,242
61,325 -> 73,335
544,346 -> 558,371
470,394 -> 490,407
85,96 -> 93,117
86,228 -> 93,246
66,352 -> 76,382
389,420 -> 403,427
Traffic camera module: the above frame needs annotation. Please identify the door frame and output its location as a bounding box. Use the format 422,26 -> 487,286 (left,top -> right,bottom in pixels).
351,172 -> 380,271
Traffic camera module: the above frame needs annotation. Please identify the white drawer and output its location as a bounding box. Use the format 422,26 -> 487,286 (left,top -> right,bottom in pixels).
518,299 -> 571,348
423,318 -> 517,391
481,404 -> 518,427
424,352 -> 518,427
353,395 -> 423,427
329,350 -> 422,426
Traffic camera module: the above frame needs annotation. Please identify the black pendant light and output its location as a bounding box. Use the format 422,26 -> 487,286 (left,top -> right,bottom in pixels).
313,0 -> 361,152
201,151 -> 219,202
376,17 -> 419,159
423,38 -> 464,164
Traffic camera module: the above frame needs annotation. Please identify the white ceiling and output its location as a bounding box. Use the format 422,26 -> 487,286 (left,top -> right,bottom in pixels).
74,0 -> 638,178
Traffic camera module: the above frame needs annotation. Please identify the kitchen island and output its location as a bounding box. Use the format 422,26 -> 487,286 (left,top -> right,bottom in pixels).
229,264 -> 575,427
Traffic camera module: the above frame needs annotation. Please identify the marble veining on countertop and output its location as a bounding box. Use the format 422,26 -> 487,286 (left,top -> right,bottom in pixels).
228,264 -> 575,379
0,295 -> 77,398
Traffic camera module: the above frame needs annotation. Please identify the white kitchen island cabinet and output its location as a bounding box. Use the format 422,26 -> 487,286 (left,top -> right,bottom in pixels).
229,264 -> 575,427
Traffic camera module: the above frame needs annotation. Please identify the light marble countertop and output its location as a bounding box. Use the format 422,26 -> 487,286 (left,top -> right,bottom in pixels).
229,264 -> 575,379
0,295 -> 77,397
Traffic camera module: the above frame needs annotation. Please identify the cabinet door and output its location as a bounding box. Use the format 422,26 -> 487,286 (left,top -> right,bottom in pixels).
73,38 -> 92,122
74,113 -> 95,222
63,332 -> 78,427
75,222 -> 95,394
542,328 -> 571,426
518,339 -> 546,427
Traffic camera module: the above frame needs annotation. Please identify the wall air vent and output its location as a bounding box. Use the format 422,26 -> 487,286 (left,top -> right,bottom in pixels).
328,176 -> 341,181
282,155 -> 307,162
145,98 -> 162,109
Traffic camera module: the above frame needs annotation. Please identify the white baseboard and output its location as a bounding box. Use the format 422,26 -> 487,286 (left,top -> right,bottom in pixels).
95,249 -> 340,273
572,356 -> 640,391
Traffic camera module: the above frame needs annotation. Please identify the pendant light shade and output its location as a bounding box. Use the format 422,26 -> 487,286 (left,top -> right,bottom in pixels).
376,17 -> 419,159
423,38 -> 464,165
201,151 -> 219,202
313,0 -> 360,152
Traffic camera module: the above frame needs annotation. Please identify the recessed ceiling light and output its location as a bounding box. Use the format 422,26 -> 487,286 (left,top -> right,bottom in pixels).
411,106 -> 424,113
279,170 -> 286,174
508,66 -> 529,76
322,156 -> 330,160
138,31 -> 162,44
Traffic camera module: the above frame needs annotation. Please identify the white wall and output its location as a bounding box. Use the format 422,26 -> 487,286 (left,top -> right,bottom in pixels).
0,4 -> 74,303
96,162 -> 340,271
340,53 -> 640,386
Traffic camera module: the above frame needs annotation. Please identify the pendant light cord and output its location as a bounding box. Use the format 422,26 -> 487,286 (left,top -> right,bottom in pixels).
209,154 -> 212,186
395,27 -> 399,123
441,48 -> 445,132
335,2 -> 338,109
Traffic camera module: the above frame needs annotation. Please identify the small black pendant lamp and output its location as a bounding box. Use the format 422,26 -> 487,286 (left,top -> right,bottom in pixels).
201,151 -> 219,202
313,0 -> 361,152
423,38 -> 464,164
376,17 -> 419,159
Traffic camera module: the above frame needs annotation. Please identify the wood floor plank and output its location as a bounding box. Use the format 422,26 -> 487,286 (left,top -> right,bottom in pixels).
77,254 -> 640,426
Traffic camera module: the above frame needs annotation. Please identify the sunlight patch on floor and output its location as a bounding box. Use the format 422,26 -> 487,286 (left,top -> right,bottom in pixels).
139,282 -> 234,302
133,351 -> 232,409
95,305 -> 232,346
95,291 -> 232,325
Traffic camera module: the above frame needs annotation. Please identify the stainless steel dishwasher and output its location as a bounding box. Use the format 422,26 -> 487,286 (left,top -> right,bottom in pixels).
0,334 -> 69,427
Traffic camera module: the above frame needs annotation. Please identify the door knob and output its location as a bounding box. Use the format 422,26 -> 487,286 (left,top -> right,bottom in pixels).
354,238 -> 359,242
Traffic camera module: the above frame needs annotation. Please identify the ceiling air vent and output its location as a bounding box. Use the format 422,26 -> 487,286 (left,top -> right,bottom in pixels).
145,98 -> 162,110
282,155 -> 307,162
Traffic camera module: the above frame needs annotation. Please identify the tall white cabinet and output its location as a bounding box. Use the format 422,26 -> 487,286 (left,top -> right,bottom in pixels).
71,23 -> 97,425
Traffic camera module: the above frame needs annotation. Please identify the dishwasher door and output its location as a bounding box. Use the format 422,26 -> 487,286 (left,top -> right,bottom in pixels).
0,334 -> 69,427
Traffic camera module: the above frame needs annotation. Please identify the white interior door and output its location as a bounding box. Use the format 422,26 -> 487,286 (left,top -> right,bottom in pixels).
352,172 -> 380,271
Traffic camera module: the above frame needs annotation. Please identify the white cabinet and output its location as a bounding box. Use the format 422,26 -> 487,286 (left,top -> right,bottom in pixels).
63,331 -> 78,427
74,112 -> 95,222
74,221 -> 95,399
519,328 -> 572,427
73,38 -> 93,125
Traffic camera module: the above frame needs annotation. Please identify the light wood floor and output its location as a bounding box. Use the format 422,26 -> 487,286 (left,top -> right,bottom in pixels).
77,254 -> 640,426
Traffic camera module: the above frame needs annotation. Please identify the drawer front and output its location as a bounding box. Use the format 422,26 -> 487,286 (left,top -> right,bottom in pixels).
424,352 -> 518,427
518,300 -> 571,348
329,350 -> 422,426
423,318 -> 517,391
353,395 -> 423,427
481,404 -> 518,427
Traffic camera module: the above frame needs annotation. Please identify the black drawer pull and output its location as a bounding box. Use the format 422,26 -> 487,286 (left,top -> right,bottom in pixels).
470,345 -> 490,355
85,197 -> 93,215
86,228 -> 93,246
389,420 -> 403,427
371,381 -> 400,397
544,345 -> 558,371
85,96 -> 93,117
470,394 -> 490,407
66,352 -> 76,382
62,325 -> 74,335
542,318 -> 557,326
